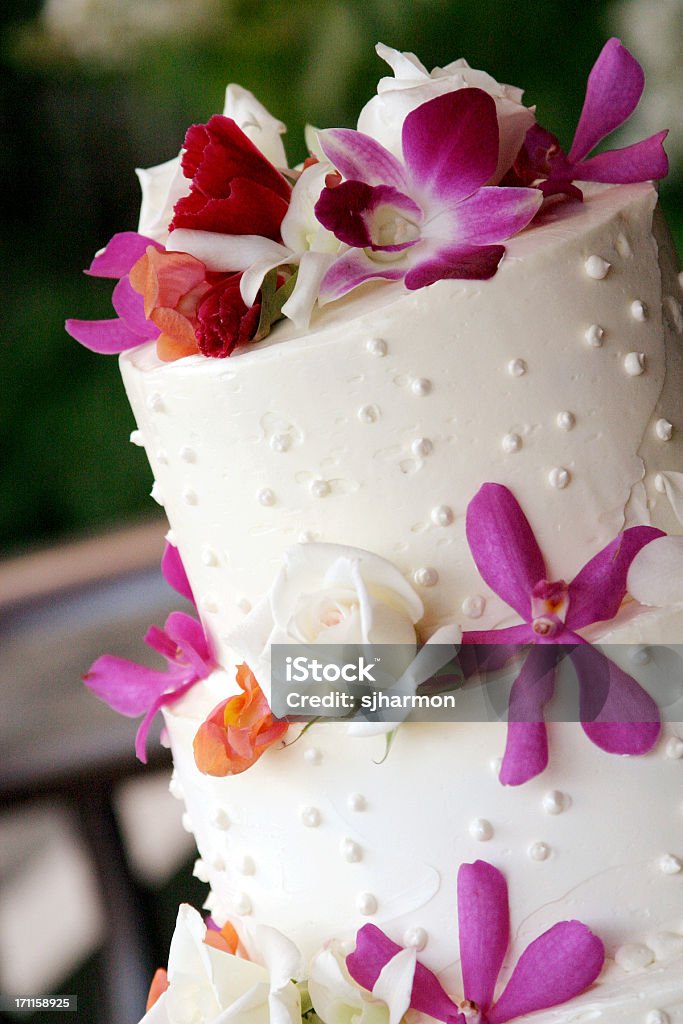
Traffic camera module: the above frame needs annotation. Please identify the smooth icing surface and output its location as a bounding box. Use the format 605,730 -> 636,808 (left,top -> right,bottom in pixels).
121,183 -> 683,672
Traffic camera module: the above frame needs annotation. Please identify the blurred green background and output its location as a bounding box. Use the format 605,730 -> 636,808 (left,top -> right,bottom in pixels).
1,0 -> 681,558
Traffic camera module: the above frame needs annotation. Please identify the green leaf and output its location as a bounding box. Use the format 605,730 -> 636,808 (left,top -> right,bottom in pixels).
253,267 -> 298,343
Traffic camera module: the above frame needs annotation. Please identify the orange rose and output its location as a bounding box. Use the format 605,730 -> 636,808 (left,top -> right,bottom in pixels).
129,247 -> 212,361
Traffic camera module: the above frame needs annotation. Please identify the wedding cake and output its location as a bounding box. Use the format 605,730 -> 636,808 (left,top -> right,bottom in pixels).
68,39 -> 683,1024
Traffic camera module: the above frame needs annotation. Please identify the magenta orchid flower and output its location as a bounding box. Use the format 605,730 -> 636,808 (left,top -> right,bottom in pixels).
313,88 -> 542,303
66,232 -> 162,353
347,859 -> 604,1023
462,483 -> 662,785
509,38 -> 668,199
84,543 -> 214,761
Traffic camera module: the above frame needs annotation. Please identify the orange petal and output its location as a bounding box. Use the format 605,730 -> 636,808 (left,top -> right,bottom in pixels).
145,968 -> 169,1011
156,331 -> 199,362
204,921 -> 240,955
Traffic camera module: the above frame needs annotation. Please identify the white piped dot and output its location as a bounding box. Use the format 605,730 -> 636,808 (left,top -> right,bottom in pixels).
237,597 -> 252,615
147,391 -> 165,413
584,324 -> 605,348
508,358 -> 527,377
659,854 -> 683,875
654,473 -> 666,494
548,467 -> 570,489
646,1011 -> 670,1024
210,808 -> 230,830
183,487 -> 198,506
298,530 -> 316,543
301,806 -> 321,828
348,793 -> 367,812
615,943 -> 654,972
258,487 -> 276,506
411,377 -> 432,397
310,479 -> 330,499
630,299 -> 648,321
211,854 -> 225,872
150,482 -> 165,506
469,818 -> 494,841
542,790 -> 568,815
528,842 -> 551,861
181,812 -> 194,834
270,434 -> 291,453
129,430 -> 144,446
556,410 -> 576,431
665,737 -> 683,759
629,646 -> 651,666
655,419 -> 673,441
201,595 -> 219,614
411,437 -> 433,458
585,255 -> 611,279
234,893 -> 252,915
156,449 -> 169,465
201,545 -> 219,567
366,337 -> 387,357
462,595 -> 486,619
615,234 -> 632,258
193,859 -> 210,883
414,567 -> 439,587
431,505 -> 454,527
304,747 -> 322,765
237,855 -> 256,876
341,838 -> 363,863
624,352 -> 646,376
179,445 -> 196,463
169,774 -> 184,800
502,432 -> 522,454
357,892 -> 378,916
358,404 -> 380,424
404,927 -> 428,952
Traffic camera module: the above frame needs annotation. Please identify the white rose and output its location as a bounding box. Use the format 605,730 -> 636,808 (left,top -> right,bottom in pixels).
223,84 -> 288,168
140,905 -> 301,1024
228,543 -> 425,698
358,43 -> 535,184
308,941 -> 416,1024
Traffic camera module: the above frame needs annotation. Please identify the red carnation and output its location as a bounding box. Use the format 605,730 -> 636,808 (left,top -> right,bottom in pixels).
171,114 -> 291,240
195,274 -> 261,358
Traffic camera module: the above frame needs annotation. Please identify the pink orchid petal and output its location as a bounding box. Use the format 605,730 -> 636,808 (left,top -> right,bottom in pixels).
404,243 -> 504,289
499,645 -> 557,785
64,316 -> 146,354
85,232 -> 162,278
84,655 -> 175,716
134,676 -> 197,762
460,624 -> 533,680
446,186 -> 542,245
573,130 -> 669,183
317,128 -> 407,189
465,484 -> 546,621
315,181 -> 421,251
402,89 -> 499,202
144,624 -> 180,661
346,925 -> 463,1023
318,248 -> 405,305
568,38 -> 645,164
569,641 -> 660,754
488,921 -> 604,1024
161,542 -> 196,607
165,611 -> 213,675
566,526 -> 664,630
457,861 -> 509,1012
111,276 -> 159,340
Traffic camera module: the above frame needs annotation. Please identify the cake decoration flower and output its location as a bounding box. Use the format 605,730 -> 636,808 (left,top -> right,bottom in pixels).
66,232 -> 162,353
193,663 -> 288,776
308,939 -> 413,1024
84,543 -> 215,762
462,483 -> 662,784
313,88 -> 542,302
507,38 -> 668,199
346,859 -> 604,1024
139,904 -> 301,1024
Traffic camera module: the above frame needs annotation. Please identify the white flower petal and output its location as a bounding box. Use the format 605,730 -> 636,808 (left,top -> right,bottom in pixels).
281,162 -> 334,253
241,252 -> 292,308
627,536 -> 683,607
372,947 -> 416,1024
223,84 -> 288,168
375,42 -> 430,80
136,155 -> 188,243
280,251 -> 336,330
167,230 -> 289,273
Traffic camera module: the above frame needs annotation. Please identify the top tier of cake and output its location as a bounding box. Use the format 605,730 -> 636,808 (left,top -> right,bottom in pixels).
120,181 -> 682,670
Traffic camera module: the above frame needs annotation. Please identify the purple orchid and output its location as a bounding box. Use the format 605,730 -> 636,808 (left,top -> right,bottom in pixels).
462,483 -> 662,785
66,232 -> 162,353
84,543 -> 214,761
313,88 -> 542,302
509,38 -> 668,199
347,859 -> 604,1023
